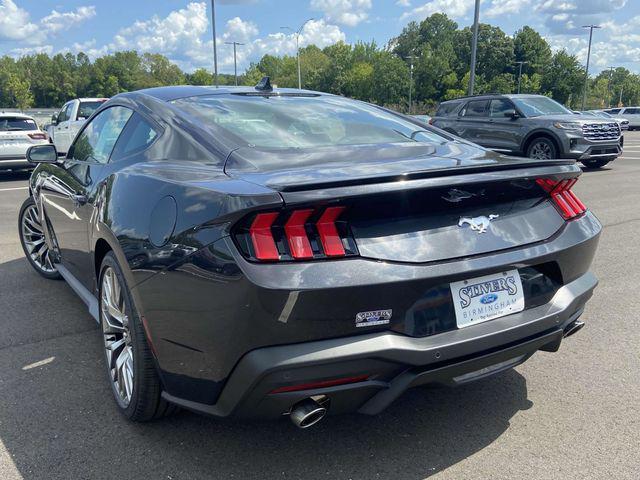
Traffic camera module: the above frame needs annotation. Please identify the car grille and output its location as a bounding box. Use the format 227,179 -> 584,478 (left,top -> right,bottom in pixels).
582,122 -> 621,141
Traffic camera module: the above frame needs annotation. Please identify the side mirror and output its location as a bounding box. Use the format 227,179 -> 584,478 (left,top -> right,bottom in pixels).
51,113 -> 59,125
27,144 -> 59,164
504,109 -> 519,119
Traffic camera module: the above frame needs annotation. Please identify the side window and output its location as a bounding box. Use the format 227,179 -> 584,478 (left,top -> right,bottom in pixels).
436,101 -> 461,117
461,100 -> 489,117
110,113 -> 159,161
489,99 -> 515,117
70,106 -> 133,164
58,104 -> 71,123
608,108 -> 621,114
625,108 -> 639,114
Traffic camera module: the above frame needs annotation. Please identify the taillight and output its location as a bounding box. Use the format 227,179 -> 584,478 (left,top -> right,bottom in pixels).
236,206 -> 357,262
536,178 -> 587,220
428,118 -> 434,125
28,133 -> 48,140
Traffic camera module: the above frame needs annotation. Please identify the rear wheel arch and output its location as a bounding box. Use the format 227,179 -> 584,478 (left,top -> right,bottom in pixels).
94,238 -> 113,282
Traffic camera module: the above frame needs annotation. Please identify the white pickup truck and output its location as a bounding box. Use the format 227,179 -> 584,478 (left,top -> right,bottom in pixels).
47,98 -> 108,154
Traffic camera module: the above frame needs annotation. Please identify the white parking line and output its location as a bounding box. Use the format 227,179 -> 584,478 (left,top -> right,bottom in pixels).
0,186 -> 28,192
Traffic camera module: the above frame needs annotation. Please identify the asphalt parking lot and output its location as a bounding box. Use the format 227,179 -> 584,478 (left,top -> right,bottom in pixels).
1,135 -> 639,480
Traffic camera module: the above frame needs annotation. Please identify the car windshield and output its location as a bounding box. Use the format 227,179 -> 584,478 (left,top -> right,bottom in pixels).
171,93 -> 447,149
78,101 -> 107,119
512,97 -> 573,117
0,117 -> 37,131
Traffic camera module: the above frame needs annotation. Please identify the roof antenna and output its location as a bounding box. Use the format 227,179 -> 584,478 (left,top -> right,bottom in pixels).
255,76 -> 273,92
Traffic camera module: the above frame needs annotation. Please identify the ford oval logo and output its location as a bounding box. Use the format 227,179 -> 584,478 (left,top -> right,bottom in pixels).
480,293 -> 498,304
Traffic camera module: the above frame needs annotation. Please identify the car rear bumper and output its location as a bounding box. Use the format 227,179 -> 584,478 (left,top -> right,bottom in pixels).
161,269 -> 597,419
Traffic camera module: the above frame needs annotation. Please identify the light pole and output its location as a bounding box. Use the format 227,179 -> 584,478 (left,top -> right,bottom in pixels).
211,0 -> 218,87
514,61 -> 528,94
281,18 -> 314,89
581,24 -> 601,110
408,55 -> 417,114
468,0 -> 481,95
225,41 -> 244,86
606,66 -> 615,108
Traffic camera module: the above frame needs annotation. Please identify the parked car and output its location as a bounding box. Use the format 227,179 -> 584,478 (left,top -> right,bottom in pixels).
604,107 -> 640,130
0,113 -> 49,171
20,81 -> 600,427
431,94 -> 623,169
47,98 -> 108,154
584,110 -> 629,130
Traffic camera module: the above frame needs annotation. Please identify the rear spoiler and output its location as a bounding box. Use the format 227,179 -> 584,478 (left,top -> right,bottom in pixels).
279,162 -> 581,205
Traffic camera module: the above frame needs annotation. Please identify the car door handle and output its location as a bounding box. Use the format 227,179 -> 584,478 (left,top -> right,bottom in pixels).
71,194 -> 88,206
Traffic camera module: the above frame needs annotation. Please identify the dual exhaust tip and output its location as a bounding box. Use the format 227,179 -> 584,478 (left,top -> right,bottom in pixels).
289,396 -> 329,429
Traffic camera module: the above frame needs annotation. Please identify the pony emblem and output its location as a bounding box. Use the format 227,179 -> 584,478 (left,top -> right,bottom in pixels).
458,214 -> 499,234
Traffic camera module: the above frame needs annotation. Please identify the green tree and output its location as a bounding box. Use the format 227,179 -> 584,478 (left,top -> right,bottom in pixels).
514,26 -> 552,76
541,49 -> 584,106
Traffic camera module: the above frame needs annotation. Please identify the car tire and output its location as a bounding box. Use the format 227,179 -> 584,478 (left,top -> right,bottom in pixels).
99,251 -> 177,421
18,197 -> 61,280
526,137 -> 557,160
581,159 -> 611,169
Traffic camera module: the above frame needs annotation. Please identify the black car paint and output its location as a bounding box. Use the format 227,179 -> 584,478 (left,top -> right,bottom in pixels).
28,86 -> 601,417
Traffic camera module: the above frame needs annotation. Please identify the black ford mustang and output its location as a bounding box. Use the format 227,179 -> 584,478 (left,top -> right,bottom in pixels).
20,80 -> 601,428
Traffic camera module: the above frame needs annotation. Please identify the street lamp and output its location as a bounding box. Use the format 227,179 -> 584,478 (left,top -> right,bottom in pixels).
225,41 -> 244,86
280,18 -> 314,89
514,61 -> 528,94
211,0 -> 218,87
606,66 -> 615,108
468,0 -> 481,95
581,24 -> 601,110
408,55 -> 417,114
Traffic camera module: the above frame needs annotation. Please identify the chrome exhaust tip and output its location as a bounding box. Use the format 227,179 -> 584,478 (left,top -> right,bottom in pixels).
289,397 -> 328,429
563,320 -> 585,338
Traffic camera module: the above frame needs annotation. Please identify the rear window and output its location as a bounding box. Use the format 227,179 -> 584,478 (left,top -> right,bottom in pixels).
171,94 -> 447,149
78,101 -> 107,120
435,101 -> 461,117
0,117 -> 37,131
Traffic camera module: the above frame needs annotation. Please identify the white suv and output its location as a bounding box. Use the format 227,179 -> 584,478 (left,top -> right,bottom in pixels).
0,113 -> 49,170
605,107 -> 640,130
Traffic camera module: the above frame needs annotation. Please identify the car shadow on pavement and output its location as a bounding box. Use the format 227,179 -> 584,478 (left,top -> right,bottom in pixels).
0,170 -> 31,182
0,256 -> 533,480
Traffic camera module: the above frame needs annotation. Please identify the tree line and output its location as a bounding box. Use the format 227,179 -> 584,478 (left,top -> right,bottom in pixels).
1,13 -> 639,112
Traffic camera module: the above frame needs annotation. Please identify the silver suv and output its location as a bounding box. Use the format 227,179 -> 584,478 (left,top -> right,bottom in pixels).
432,94 -> 623,168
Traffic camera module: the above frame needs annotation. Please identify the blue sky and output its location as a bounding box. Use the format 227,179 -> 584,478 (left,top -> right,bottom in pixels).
1,0 -> 638,74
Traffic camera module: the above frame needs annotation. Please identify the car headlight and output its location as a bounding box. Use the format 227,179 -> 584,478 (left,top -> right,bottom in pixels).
553,122 -> 582,130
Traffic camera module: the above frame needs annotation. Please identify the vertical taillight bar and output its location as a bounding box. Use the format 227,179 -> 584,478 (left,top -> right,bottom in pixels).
316,206 -> 346,257
249,212 -> 280,261
285,209 -> 314,259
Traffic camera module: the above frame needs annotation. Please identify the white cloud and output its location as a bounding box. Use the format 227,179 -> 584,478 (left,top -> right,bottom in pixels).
65,3 -> 344,73
40,6 -> 96,34
400,0 -> 477,21
310,0 -> 372,27
485,0 -> 531,18
0,0 -> 95,45
396,0 -> 411,6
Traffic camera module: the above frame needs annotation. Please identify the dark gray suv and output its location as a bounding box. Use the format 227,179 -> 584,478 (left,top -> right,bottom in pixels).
431,94 -> 623,168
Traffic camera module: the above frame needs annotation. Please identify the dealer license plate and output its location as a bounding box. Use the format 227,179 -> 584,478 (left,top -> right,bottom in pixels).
450,269 -> 525,328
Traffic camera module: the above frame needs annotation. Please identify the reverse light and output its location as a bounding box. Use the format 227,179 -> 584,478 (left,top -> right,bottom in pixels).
269,375 -> 370,394
536,178 -> 586,220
